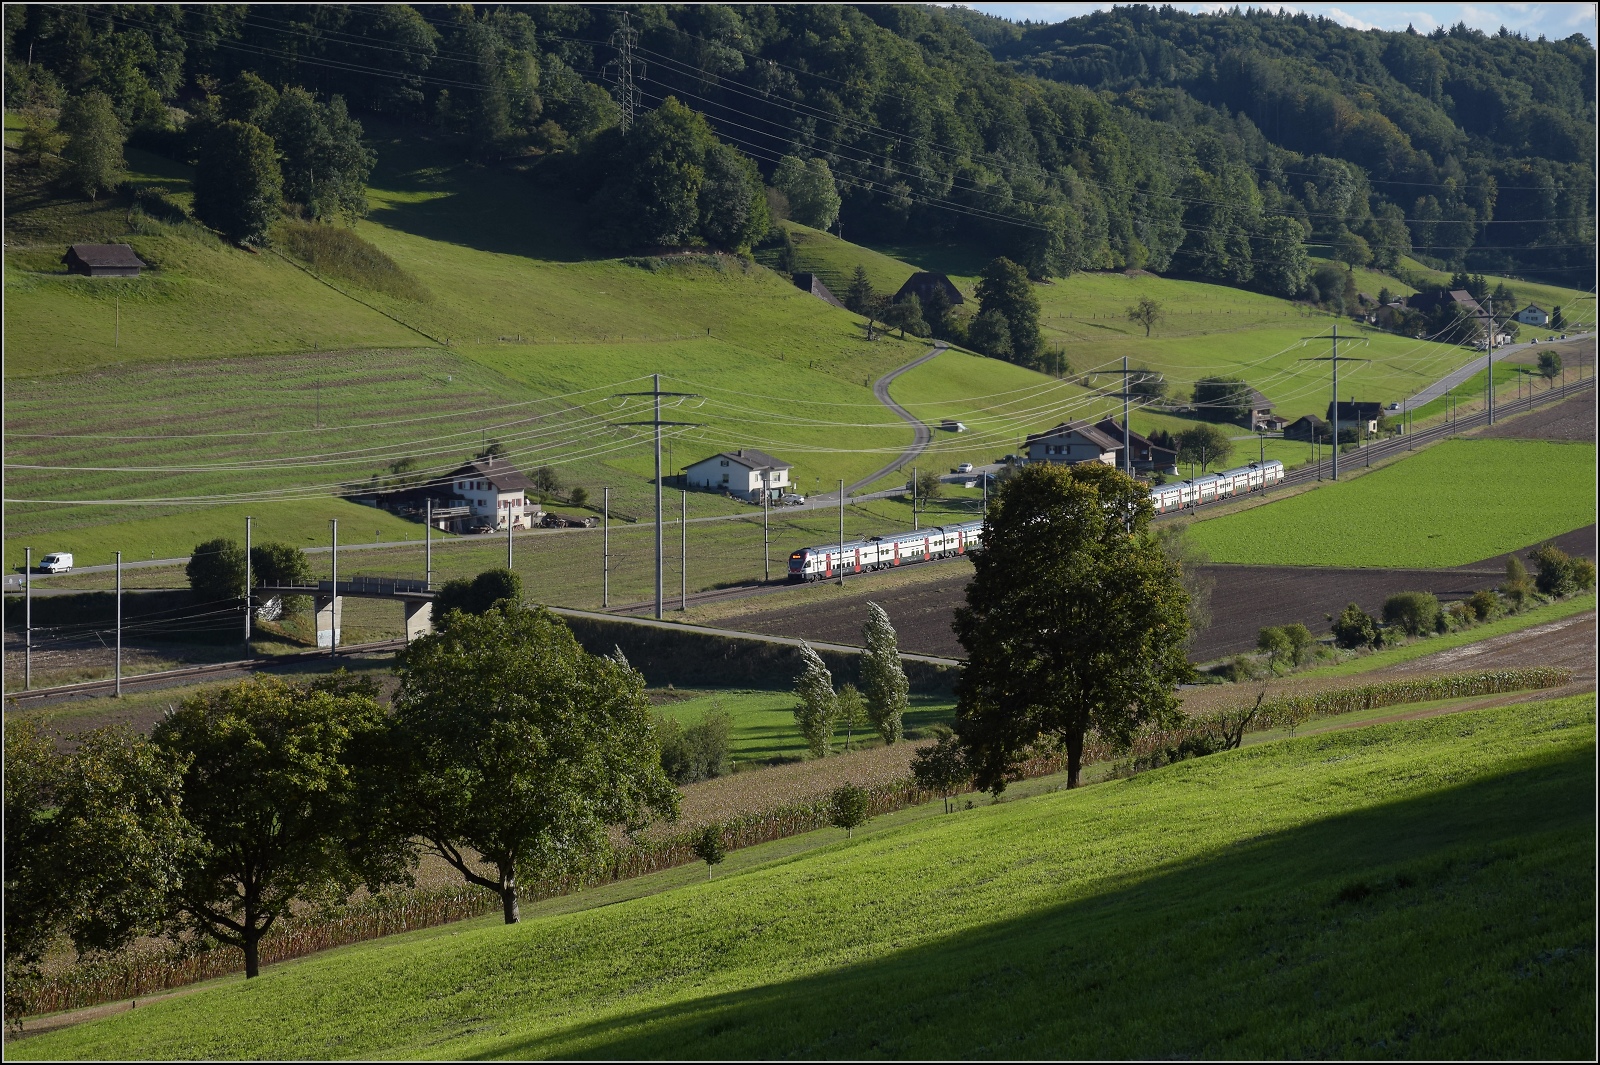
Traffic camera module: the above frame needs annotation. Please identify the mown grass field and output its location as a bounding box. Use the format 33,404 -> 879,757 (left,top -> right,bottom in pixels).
1186,438 -> 1597,567
14,695 -> 1593,1060
655,688 -> 955,763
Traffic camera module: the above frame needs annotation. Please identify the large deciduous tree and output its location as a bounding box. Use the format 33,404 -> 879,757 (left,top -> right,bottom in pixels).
152,674 -> 407,977
187,537 -> 246,607
58,90 -> 126,200
266,87 -> 374,221
976,257 -> 1042,365
859,602 -> 910,744
3,723 -> 198,1013
1176,423 -> 1234,471
587,96 -> 766,253
953,463 -> 1191,791
773,154 -> 841,231
193,119 -> 283,245
390,605 -> 678,924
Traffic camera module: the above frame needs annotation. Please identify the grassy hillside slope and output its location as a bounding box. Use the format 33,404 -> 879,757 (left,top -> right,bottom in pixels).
1187,438 -> 1598,568
17,696 -> 1593,1060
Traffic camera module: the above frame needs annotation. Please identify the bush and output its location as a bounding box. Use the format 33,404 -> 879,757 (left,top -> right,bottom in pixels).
655,706 -> 732,784
432,569 -> 522,625
1467,588 -> 1503,622
1447,601 -> 1475,630
1282,623 -> 1314,665
1330,602 -> 1377,649
1501,556 -> 1534,610
187,538 -> 245,606
1529,544 -> 1595,597
1382,591 -> 1441,637
1256,626 -> 1292,670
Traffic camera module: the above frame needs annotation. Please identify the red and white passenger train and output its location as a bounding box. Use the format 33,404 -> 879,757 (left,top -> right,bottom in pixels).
786,460 -> 1284,581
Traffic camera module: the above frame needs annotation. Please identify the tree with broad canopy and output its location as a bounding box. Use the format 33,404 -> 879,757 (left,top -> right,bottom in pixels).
388,604 -> 679,924
953,462 -> 1191,792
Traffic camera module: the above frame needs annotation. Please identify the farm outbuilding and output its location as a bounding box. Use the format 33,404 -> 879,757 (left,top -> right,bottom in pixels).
685,448 -> 792,501
1092,419 -> 1177,475
63,243 -> 146,277
791,272 -> 846,310
1283,415 -> 1328,443
894,272 -> 964,306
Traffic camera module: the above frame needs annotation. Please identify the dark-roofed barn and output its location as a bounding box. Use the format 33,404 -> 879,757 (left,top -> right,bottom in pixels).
792,272 -> 845,310
63,243 -> 147,277
894,272 -> 964,306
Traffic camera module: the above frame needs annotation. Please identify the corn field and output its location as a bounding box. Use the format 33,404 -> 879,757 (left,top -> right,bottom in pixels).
19,666 -> 1570,1019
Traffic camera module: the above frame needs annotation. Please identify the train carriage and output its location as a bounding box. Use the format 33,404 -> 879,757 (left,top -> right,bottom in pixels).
788,521 -> 983,581
786,460 -> 1284,580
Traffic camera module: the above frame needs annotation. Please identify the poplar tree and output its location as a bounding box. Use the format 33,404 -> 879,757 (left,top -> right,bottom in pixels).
793,641 -> 839,758
860,602 -> 909,744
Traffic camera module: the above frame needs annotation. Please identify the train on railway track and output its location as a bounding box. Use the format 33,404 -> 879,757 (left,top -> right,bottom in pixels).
785,459 -> 1286,581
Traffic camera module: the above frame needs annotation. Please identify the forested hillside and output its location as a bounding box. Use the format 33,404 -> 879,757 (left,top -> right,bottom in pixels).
5,3 -> 1594,291
961,5 -> 1596,282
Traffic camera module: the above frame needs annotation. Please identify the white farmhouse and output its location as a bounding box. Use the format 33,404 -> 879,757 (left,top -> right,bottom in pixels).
444,458 -> 539,531
685,448 -> 792,501
1024,421 -> 1120,466
1515,304 -> 1549,326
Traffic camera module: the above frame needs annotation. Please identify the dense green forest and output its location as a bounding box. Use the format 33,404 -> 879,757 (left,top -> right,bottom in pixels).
5,3 -> 1593,285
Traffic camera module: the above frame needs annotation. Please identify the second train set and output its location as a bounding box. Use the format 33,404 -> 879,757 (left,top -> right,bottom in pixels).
786,460 -> 1285,581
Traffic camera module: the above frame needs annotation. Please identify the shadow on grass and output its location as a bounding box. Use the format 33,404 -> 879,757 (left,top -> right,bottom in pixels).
363,123 -> 591,264
479,744 -> 1595,1060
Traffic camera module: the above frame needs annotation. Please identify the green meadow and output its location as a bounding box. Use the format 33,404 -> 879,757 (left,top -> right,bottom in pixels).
1186,438 -> 1597,568
13,696 -> 1592,1060
655,688 -> 956,762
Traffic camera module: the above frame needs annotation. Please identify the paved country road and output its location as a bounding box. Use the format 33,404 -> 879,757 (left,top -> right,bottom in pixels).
841,341 -> 946,498
1402,331 -> 1591,411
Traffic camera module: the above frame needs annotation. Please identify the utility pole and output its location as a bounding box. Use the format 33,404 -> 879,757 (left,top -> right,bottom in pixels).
838,479 -> 846,587
506,505 -> 513,570
425,498 -> 433,588
1300,324 -> 1369,481
244,516 -> 253,650
1257,431 -> 1265,467
1122,356 -> 1132,477
607,10 -> 643,132
115,290 -> 121,349
1484,297 -> 1496,425
762,471 -> 770,582
24,547 -> 32,690
115,551 -> 122,697
329,518 -> 338,658
602,487 -> 611,608
912,467 -> 918,531
613,376 -> 698,620
680,489 -> 688,611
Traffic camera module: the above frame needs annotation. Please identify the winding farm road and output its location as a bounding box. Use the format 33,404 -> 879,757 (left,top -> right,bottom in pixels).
839,341 -> 947,498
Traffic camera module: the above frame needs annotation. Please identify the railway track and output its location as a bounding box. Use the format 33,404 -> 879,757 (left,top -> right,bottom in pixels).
3,638 -> 408,708
10,379 -> 1589,702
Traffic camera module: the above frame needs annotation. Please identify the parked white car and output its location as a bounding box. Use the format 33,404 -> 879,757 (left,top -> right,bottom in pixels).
779,493 -> 806,506
39,552 -> 73,573
956,462 -> 975,474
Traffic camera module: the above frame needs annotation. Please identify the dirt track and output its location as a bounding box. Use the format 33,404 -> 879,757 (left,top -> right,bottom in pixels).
1473,385 -> 1595,442
727,525 -> 1597,662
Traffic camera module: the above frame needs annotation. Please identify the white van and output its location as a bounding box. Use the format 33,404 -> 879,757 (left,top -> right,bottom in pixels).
39,552 -> 73,573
